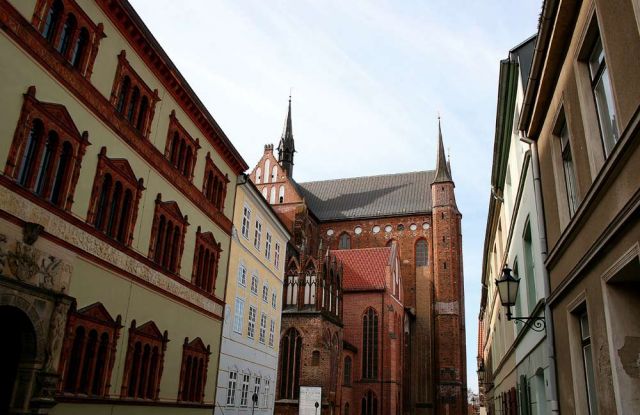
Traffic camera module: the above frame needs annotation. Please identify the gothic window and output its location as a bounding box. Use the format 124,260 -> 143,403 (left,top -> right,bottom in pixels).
148,194 -> 189,274
255,167 -> 261,184
339,233 -> 351,249
6,88 -> 89,210
416,239 -> 428,266
59,303 -> 122,397
192,227 -> 221,294
264,159 -> 271,183
285,263 -> 299,307
178,337 -> 211,403
278,328 -> 302,399
361,390 -> 378,415
33,0 -> 104,78
110,51 -> 159,137
343,356 -> 352,386
271,165 -> 277,181
270,186 -> 276,204
362,308 -> 379,379
203,152 -> 229,211
87,148 -> 144,245
278,185 -> 285,203
120,321 -> 168,400
303,264 -> 317,306
164,111 -> 200,181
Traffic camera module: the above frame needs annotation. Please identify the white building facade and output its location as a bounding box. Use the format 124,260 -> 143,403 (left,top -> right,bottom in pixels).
216,177 -> 290,414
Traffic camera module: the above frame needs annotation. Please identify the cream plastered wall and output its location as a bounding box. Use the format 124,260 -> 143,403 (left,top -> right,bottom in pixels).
1,0 -> 238,301
224,183 -> 289,354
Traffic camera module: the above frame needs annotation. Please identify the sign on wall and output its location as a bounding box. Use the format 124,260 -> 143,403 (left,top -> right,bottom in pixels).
299,386 -> 322,415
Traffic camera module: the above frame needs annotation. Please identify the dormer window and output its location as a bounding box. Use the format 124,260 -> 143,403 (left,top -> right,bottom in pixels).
32,0 -> 104,78
110,51 -> 159,138
164,111 -> 200,181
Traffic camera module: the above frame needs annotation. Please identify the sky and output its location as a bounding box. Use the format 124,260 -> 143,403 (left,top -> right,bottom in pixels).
130,0 -> 542,393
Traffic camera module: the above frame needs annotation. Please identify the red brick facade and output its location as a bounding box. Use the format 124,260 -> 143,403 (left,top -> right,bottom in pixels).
249,118 -> 466,415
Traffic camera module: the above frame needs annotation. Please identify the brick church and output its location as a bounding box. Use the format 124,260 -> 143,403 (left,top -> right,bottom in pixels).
249,98 -> 466,415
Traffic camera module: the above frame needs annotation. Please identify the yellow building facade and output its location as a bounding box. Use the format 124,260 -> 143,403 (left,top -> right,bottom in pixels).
0,0 -> 247,414
215,177 -> 290,414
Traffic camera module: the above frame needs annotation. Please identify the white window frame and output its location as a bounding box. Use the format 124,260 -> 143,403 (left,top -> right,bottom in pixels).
262,283 -> 269,303
259,312 -> 267,344
247,306 -> 257,339
274,241 -> 281,269
263,379 -> 270,408
233,298 -> 244,334
240,373 -> 250,407
272,292 -> 277,309
254,219 -> 262,250
251,274 -> 259,295
269,318 -> 275,347
241,205 -> 251,239
254,376 -> 261,406
238,263 -> 247,287
226,370 -> 237,406
265,231 -> 272,260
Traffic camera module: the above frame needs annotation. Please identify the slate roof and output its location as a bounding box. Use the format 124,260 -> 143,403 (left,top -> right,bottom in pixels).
297,170 -> 435,221
331,247 -> 391,291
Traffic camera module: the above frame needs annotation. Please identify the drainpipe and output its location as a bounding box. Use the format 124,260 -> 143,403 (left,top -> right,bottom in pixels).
381,291 -> 385,415
520,135 -> 559,413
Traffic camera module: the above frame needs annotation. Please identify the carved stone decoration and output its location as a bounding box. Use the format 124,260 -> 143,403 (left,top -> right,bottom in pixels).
23,222 -> 44,245
0,233 -> 70,293
44,300 -> 70,371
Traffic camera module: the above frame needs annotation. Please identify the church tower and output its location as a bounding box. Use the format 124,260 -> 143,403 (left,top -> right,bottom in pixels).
277,96 -> 295,177
430,120 -> 467,414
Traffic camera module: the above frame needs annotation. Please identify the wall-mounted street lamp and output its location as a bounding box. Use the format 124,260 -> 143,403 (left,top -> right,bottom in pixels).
495,266 -> 546,332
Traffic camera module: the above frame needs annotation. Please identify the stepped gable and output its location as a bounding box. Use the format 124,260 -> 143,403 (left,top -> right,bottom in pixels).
297,170 -> 435,221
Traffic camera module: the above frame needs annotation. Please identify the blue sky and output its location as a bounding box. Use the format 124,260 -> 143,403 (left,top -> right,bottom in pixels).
130,0 -> 542,392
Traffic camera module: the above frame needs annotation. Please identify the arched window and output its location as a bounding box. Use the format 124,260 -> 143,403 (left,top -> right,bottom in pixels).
178,338 -> 211,403
42,0 -> 63,43
262,187 -> 268,199
264,159 -> 270,183
57,14 -> 77,56
136,96 -> 149,132
94,174 -> 112,231
116,76 -> 131,114
343,356 -> 352,385
345,403 -> 350,415
415,239 -> 428,267
50,141 -> 73,206
255,167 -> 262,184
339,233 -> 351,249
362,308 -> 378,379
127,87 -> 140,122
270,186 -> 276,204
311,350 -> 320,366
303,265 -> 317,306
17,120 -> 44,187
70,28 -> 89,69
34,131 -> 59,197
272,165 -> 277,181
106,181 -> 122,237
192,228 -> 221,294
361,390 -> 378,415
183,147 -> 193,177
278,328 -> 302,399
279,185 -> 285,203
122,321 -> 168,400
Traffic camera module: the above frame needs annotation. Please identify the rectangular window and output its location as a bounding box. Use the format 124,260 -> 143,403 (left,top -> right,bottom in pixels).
254,377 -> 261,406
241,206 -> 251,239
581,312 -> 599,415
262,284 -> 269,303
263,379 -> 270,408
588,35 -> 619,157
233,298 -> 244,334
251,275 -> 259,295
265,232 -> 272,259
523,222 -> 537,313
254,220 -> 262,250
247,306 -> 256,339
274,241 -> 281,269
559,121 -> 579,217
272,292 -> 277,309
259,313 -> 267,344
238,264 -> 247,286
269,319 -> 275,347
240,374 -> 250,407
226,371 -> 237,405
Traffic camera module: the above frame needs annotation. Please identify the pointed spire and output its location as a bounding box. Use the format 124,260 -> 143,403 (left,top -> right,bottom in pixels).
433,116 -> 452,183
278,94 -> 295,177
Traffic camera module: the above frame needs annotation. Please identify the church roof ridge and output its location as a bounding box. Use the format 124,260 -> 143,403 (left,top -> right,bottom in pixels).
298,169 -> 436,186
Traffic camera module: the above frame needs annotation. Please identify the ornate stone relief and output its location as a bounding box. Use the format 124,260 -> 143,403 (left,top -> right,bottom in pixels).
0,190 -> 223,317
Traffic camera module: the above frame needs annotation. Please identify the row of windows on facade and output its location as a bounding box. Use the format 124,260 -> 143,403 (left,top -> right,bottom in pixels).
553,24 -> 619,223
225,372 -> 272,408
36,0 -> 229,211
327,221 -> 431,239
232,298 -> 277,348
240,205 -> 282,268
277,309 -> 380,401
337,233 -> 429,265
58,302 -> 210,403
9,100 -> 220,294
237,263 -> 279,309
283,259 -> 343,318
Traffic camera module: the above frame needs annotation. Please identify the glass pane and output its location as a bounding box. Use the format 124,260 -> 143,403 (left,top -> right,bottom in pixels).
580,312 -> 590,340
583,344 -> 599,415
562,137 -> 578,217
593,67 -> 619,156
588,38 -> 604,80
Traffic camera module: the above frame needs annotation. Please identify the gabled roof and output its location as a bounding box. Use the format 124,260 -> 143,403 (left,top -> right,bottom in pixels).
332,247 -> 391,291
297,171 -> 434,221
